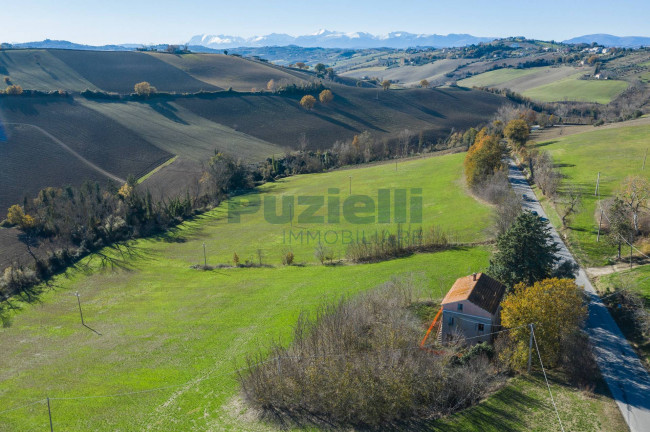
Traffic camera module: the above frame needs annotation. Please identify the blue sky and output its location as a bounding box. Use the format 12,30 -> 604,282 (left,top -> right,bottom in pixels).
1,0 -> 648,45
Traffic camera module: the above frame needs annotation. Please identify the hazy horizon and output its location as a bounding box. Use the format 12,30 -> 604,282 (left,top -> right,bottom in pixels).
1,0 -> 649,46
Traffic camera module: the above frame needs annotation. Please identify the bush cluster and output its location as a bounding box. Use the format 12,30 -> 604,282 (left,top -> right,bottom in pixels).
346,225 -> 450,263
239,277 -> 499,428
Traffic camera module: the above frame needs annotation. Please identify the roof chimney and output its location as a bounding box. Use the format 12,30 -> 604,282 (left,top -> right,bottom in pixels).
472,273 -> 477,281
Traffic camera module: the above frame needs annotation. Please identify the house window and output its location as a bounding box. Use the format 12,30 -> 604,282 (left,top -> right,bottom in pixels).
448,316 -> 454,325
478,324 -> 485,332
457,303 -> 463,311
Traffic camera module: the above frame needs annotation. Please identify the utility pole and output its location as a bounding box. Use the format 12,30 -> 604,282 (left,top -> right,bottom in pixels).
47,397 -> 54,432
349,176 -> 352,195
527,323 -> 534,374
595,172 -> 600,196
202,242 -> 207,267
643,148 -> 648,170
74,292 -> 84,326
597,208 -> 604,242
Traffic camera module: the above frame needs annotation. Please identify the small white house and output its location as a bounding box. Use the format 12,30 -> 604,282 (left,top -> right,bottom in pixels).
439,273 -> 506,344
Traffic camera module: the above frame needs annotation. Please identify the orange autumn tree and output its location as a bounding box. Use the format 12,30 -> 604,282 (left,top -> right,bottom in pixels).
463,129 -> 505,187
300,95 -> 316,110
500,278 -> 586,370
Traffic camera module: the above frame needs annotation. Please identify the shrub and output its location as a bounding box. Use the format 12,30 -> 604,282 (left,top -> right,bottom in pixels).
346,225 -> 450,263
233,252 -> 240,267
281,250 -> 294,266
239,277 -> 499,428
5,84 -> 23,95
318,89 -> 333,104
134,81 -> 156,97
314,242 -> 334,264
299,94 -> 316,110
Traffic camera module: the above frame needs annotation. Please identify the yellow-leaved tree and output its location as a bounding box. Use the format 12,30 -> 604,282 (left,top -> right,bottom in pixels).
319,89 -> 333,104
503,119 -> 530,148
500,278 -> 586,370
134,81 -> 156,97
299,95 -> 316,110
6,204 -> 36,230
463,129 -> 505,187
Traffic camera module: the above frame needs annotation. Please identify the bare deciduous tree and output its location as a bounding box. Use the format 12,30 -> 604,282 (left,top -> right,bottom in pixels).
559,184 -> 582,228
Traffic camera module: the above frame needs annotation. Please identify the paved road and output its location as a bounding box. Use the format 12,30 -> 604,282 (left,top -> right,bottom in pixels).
507,160 -> 650,432
6,122 -> 126,183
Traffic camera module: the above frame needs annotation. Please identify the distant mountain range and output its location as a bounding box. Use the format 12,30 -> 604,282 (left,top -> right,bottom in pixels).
562,34 -> 650,48
8,39 -> 133,51
187,30 -> 495,49
6,33 -> 650,52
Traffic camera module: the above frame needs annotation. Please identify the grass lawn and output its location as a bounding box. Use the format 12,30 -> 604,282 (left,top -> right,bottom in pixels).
522,74 -> 628,104
596,266 -> 650,368
532,123 -> 650,266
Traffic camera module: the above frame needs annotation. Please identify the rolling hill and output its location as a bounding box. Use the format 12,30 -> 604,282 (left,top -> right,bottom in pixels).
0,49 -> 505,229
341,58 -> 472,86
0,49 -> 506,209
0,97 -> 172,211
458,66 -> 629,104
0,151 -> 627,431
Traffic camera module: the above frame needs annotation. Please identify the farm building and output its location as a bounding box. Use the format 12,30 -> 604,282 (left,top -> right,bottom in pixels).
439,273 -> 506,344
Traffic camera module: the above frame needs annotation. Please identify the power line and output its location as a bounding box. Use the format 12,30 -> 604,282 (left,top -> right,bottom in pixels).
532,327 -> 565,432
0,399 -> 45,415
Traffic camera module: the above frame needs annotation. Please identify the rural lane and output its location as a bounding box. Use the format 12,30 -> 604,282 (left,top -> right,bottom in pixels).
507,160 -> 650,432
5,122 -> 126,183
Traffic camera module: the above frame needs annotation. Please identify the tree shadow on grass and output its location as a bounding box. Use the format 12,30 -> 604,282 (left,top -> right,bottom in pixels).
533,140 -> 559,148
415,382 -> 543,432
75,241 -> 154,273
256,379 -> 542,432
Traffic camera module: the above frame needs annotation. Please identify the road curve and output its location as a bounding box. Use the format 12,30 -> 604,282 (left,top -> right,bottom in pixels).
5,122 -> 126,184
507,160 -> 650,432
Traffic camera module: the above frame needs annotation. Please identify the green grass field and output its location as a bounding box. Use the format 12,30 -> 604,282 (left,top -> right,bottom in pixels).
165,153 -> 493,264
459,66 -> 628,104
533,123 -> 650,266
522,75 -> 628,104
0,153 -> 492,430
0,151 -> 626,430
459,67 -> 541,88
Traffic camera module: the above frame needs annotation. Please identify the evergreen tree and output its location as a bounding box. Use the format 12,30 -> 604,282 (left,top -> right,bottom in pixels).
488,212 -> 561,288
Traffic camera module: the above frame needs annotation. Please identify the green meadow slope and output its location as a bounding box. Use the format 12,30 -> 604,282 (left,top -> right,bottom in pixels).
0,153 -> 492,430
0,152 -> 626,431
533,123 -> 650,266
459,66 -> 628,103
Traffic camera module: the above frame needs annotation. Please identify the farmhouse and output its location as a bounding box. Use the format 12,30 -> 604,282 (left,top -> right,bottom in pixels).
439,273 -> 506,344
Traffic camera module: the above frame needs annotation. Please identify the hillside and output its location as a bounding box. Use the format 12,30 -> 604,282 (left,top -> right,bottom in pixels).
0,49 -> 506,214
147,52 -> 309,91
0,152 -> 626,431
341,58 -> 472,86
174,85 -> 505,150
0,97 -> 172,212
458,66 -> 629,103
532,122 -> 650,266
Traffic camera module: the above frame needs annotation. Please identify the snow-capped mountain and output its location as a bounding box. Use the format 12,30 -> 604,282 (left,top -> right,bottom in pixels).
187,30 -> 494,49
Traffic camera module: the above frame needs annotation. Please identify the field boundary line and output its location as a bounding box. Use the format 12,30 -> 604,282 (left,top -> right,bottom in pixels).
5,122 -> 125,183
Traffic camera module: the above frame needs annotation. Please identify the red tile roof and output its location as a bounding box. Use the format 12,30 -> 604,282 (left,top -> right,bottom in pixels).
442,273 -> 506,315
